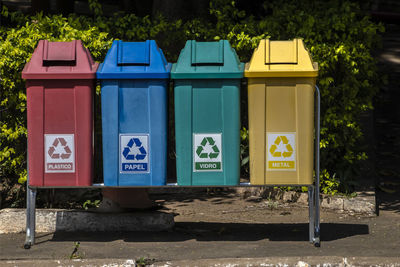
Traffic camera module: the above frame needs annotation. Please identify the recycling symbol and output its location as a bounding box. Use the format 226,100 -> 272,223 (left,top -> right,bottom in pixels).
122,138 -> 147,161
196,137 -> 220,159
48,137 -> 72,159
269,136 -> 293,158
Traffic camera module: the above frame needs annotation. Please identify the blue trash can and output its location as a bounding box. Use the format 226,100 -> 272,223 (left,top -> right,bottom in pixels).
97,40 -> 171,186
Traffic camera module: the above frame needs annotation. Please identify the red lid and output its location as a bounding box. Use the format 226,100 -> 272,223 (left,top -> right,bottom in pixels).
22,40 -> 98,80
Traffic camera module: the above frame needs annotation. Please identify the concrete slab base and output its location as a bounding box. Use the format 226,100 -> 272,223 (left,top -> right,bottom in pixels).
0,209 -> 174,234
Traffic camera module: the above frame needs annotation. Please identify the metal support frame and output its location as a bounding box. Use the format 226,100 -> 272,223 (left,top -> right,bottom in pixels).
24,86 -> 321,248
308,85 -> 321,247
24,185 -> 37,249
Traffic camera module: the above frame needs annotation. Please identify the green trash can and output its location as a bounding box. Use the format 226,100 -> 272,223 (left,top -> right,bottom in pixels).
172,40 -> 244,185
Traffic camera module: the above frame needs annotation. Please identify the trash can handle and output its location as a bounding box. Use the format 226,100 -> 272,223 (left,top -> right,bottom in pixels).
42,40 -> 77,66
117,40 -> 151,66
191,40 -> 224,66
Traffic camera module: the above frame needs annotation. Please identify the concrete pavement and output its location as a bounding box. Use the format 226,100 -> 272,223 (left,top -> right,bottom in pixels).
2,257 -> 400,267
1,192 -> 399,266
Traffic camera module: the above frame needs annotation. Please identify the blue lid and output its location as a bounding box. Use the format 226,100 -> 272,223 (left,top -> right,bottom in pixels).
97,40 -> 171,79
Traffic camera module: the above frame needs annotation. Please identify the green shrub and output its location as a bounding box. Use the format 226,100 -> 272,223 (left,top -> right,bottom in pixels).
0,10 -> 112,206
257,0 -> 384,193
206,0 -> 384,194
0,0 -> 384,207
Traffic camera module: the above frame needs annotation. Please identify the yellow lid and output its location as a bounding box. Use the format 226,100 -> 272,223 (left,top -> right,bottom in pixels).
244,39 -> 318,77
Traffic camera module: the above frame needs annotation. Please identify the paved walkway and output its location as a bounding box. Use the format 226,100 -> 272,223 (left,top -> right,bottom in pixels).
1,192 -> 400,265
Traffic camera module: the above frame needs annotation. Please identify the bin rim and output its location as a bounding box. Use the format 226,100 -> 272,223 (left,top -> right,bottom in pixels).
171,62 -> 244,79
96,62 -> 171,79
244,70 -> 318,78
22,68 -> 98,80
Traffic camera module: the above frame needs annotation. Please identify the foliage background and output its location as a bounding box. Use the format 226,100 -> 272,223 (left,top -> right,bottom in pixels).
0,0 -> 384,207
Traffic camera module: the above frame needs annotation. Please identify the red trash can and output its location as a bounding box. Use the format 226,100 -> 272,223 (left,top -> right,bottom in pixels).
22,40 -> 98,186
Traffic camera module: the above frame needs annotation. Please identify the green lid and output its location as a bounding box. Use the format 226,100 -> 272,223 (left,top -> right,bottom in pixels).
171,40 -> 244,79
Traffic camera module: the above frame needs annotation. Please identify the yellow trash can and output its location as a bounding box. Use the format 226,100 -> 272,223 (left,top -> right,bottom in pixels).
245,39 -> 318,185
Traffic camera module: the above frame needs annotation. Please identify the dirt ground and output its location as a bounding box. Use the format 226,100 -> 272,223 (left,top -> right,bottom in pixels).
1,191 -> 399,264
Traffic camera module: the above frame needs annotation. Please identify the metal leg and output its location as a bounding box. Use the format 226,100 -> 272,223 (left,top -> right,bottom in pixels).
314,85 -> 321,247
308,185 -> 315,243
24,186 -> 37,249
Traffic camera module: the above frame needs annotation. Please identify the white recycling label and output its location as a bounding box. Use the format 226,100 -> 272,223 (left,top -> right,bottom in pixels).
120,134 -> 150,173
193,133 -> 222,172
45,134 -> 75,173
266,133 -> 296,171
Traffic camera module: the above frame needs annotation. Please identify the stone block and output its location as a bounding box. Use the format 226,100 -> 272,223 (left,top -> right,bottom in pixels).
0,209 -> 174,233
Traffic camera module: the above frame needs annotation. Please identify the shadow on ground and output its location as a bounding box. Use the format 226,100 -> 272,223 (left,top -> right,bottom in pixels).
45,222 -> 368,244
151,190 -> 240,205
